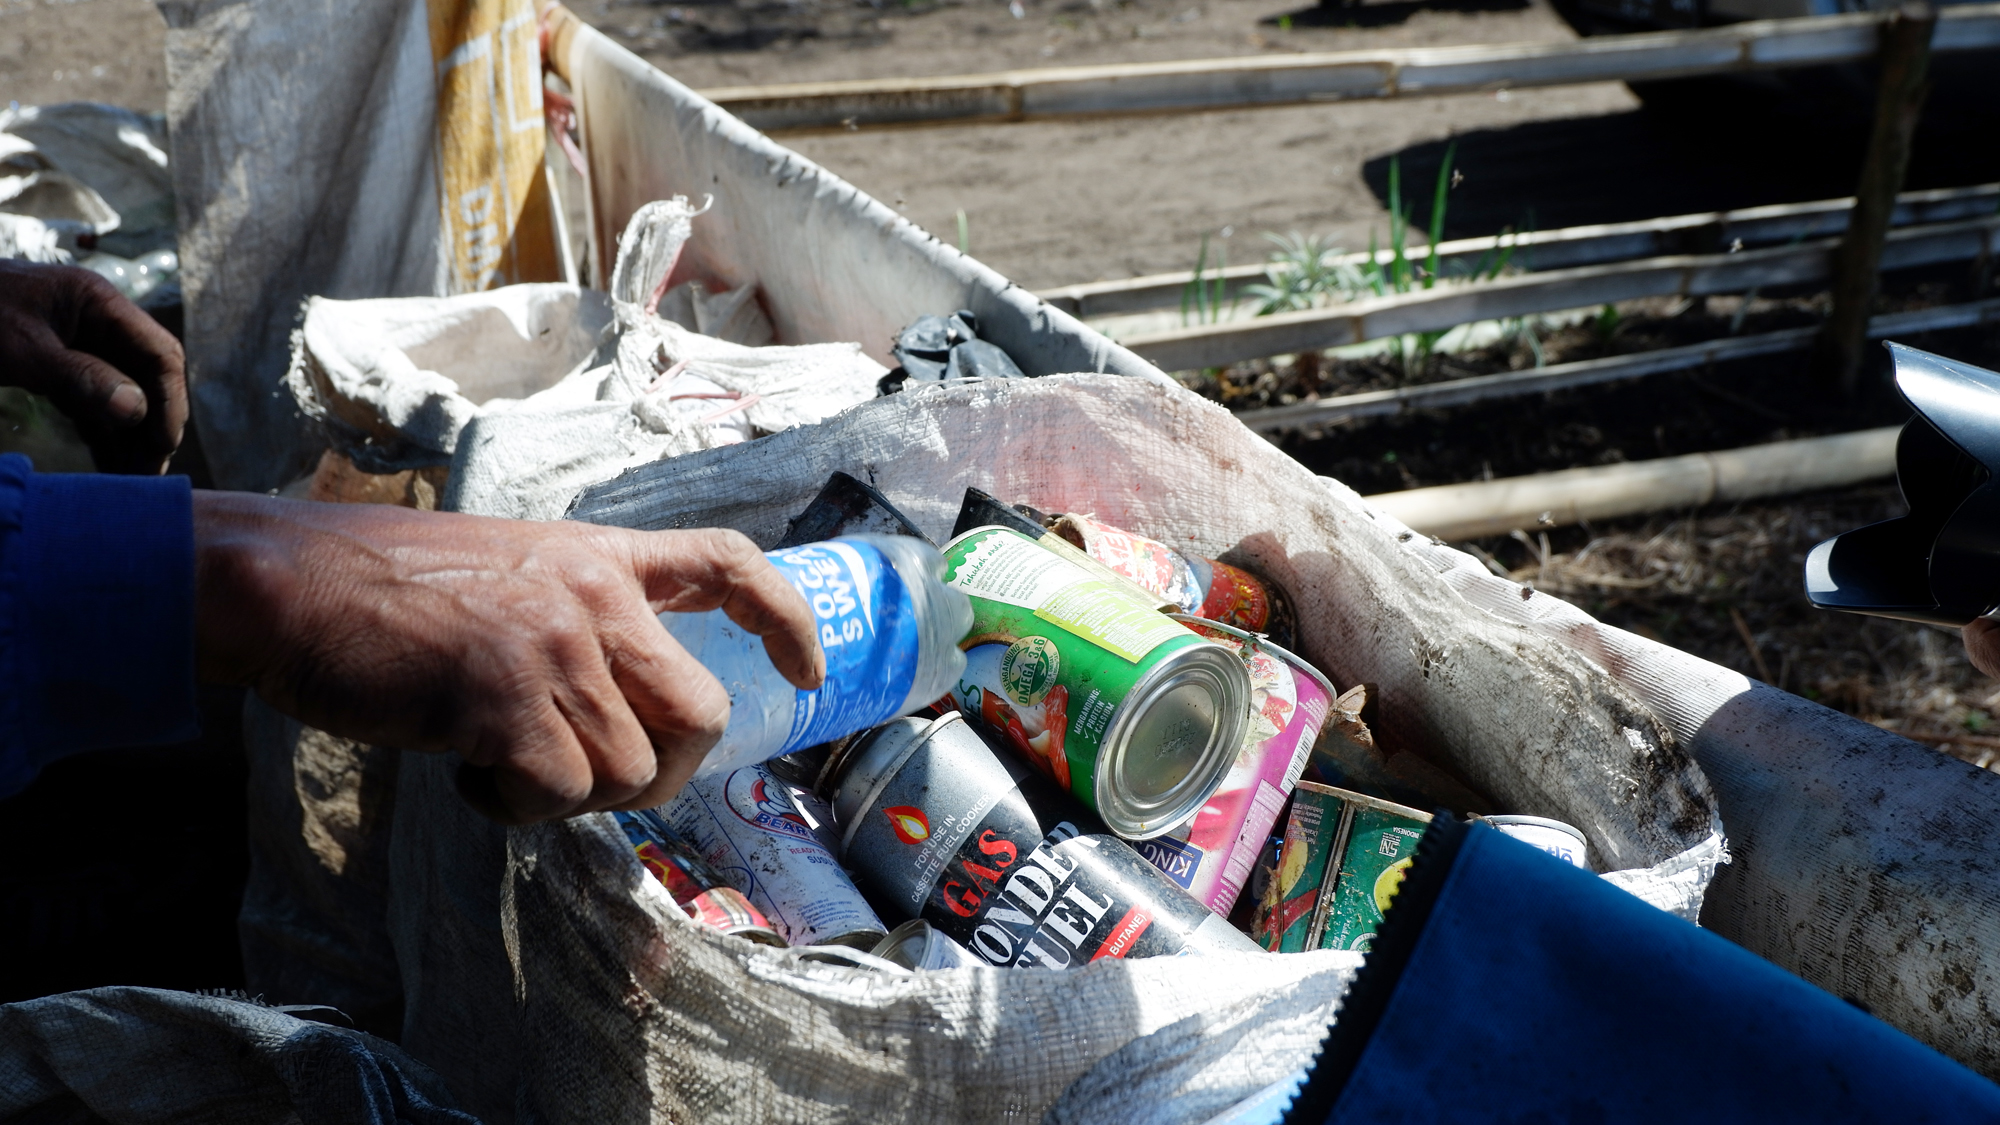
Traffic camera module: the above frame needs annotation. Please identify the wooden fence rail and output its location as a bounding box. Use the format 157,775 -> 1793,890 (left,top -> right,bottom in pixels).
1040,183 -> 2000,321
702,4 -> 2000,133
1120,213 -> 2000,371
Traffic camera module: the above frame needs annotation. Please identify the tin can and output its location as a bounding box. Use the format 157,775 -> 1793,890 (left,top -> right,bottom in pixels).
1131,618 -> 1334,917
1048,513 -> 1297,648
660,763 -> 887,949
833,712 -> 1262,968
613,809 -> 787,946
1480,814 -> 1589,869
942,526 -> 1252,840
870,919 -> 978,970
1252,782 -> 1432,954
950,488 -> 1178,613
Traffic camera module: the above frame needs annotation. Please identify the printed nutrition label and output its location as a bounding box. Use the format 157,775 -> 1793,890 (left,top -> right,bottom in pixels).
950,530 -> 1189,662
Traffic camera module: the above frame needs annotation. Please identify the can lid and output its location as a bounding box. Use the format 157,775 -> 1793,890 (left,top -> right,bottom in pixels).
1479,814 -> 1588,847
1168,613 -> 1338,705
832,711 -> 967,853
1095,638 -> 1251,840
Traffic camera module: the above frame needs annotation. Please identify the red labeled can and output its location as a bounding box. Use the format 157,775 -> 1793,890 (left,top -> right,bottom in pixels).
614,809 -> 786,946
1048,513 -> 1296,648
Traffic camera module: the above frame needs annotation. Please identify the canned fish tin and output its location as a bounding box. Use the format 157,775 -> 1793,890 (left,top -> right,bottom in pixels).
661,763 -> 887,949
870,919 -> 978,970
1480,814 -> 1588,869
1252,782 -> 1432,954
1135,618 -> 1334,916
942,526 -> 1252,840
834,712 -> 1263,968
1048,513 -> 1297,648
613,809 -> 785,947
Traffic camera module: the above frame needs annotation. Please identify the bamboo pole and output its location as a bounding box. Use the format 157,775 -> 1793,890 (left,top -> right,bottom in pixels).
1812,2 -> 1940,396
1367,428 -> 1901,541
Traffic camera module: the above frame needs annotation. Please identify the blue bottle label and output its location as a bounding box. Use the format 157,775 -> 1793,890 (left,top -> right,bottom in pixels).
767,539 -> 921,754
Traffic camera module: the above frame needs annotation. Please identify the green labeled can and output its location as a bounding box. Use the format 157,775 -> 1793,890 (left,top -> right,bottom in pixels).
943,526 -> 1251,841
1254,781 -> 1431,954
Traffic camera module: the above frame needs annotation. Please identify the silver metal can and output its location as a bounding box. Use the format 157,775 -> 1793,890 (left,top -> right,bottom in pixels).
870,919 -> 978,970
660,763 -> 887,949
1480,814 -> 1589,869
834,711 -> 1263,968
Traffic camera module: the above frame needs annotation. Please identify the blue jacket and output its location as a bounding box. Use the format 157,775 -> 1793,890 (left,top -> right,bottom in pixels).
0,453 -> 197,797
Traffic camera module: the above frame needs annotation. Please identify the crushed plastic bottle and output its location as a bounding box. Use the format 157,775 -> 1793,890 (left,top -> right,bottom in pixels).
662,535 -> 973,777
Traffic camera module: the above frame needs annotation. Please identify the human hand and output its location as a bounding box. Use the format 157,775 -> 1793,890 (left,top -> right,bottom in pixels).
1966,618 -> 2000,680
0,260 -> 186,475
194,494 -> 823,823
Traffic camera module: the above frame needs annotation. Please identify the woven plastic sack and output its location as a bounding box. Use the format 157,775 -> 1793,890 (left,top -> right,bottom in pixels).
382,373 -> 1723,1124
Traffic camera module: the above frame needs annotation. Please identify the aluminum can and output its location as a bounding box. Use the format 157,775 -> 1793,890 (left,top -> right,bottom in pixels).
941,526 -> 1252,840
1048,513 -> 1297,648
870,919 -> 978,970
613,809 -> 786,946
1481,814 -> 1589,869
1252,782 -> 1432,954
660,763 -> 886,949
833,711 -> 1262,969
1133,618 -> 1334,917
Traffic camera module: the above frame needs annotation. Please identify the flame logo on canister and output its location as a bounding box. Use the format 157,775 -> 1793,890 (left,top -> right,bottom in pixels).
884,805 -> 931,845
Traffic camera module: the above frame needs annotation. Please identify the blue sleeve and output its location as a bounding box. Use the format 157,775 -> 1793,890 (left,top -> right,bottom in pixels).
0,452 -> 198,798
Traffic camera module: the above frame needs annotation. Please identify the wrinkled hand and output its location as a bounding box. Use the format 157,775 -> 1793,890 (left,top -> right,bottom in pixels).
194,494 -> 823,823
0,260 -> 186,474
1966,618 -> 2000,680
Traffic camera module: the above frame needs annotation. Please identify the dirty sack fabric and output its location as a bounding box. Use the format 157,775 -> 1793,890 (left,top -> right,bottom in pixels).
239,698 -> 405,1040
445,316 -> 886,521
0,986 -> 476,1125
1380,515 -> 2000,1077
1039,977 -> 1346,1125
284,284 -> 615,472
369,373 -> 1719,1124
502,809 -> 1366,1125
0,103 -> 175,254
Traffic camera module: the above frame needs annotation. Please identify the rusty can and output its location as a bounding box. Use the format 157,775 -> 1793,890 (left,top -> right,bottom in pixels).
660,763 -> 887,949
1130,617 -> 1334,917
613,809 -> 786,946
942,526 -> 1251,840
833,711 -> 1262,969
1047,513 -> 1297,648
1253,782 -> 1432,954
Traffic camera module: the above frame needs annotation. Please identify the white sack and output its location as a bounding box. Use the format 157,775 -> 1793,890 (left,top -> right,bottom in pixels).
0,103 -> 174,250
380,373 -> 1723,1125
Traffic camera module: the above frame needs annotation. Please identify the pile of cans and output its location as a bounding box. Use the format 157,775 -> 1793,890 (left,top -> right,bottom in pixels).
615,473 -> 1591,970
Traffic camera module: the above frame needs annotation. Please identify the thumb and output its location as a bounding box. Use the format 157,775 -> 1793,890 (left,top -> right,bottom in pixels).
23,327 -> 148,429
626,528 -> 824,690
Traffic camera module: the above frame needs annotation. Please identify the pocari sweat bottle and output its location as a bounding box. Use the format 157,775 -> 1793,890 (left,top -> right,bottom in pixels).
662,535 -> 974,778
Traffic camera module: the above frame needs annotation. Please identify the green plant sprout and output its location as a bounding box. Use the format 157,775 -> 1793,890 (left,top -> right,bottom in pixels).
1179,231 -> 1232,326
956,209 -> 971,254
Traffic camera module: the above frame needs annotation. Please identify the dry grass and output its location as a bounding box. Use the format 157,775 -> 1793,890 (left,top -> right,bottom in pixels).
1469,485 -> 2000,773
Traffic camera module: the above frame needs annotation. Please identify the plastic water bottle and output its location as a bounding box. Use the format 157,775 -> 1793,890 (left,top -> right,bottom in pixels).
661,535 -> 973,777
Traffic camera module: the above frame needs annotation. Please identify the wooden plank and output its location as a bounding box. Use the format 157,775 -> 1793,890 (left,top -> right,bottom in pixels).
701,4 -> 2000,133
1119,214 -> 2000,372
1038,183 -> 2000,320
1233,296 -> 2000,432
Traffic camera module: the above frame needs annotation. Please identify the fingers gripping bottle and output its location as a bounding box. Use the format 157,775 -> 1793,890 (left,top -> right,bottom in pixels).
662,535 -> 974,778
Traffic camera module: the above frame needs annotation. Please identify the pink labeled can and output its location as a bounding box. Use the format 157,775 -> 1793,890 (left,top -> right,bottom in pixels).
1128,616 -> 1336,916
